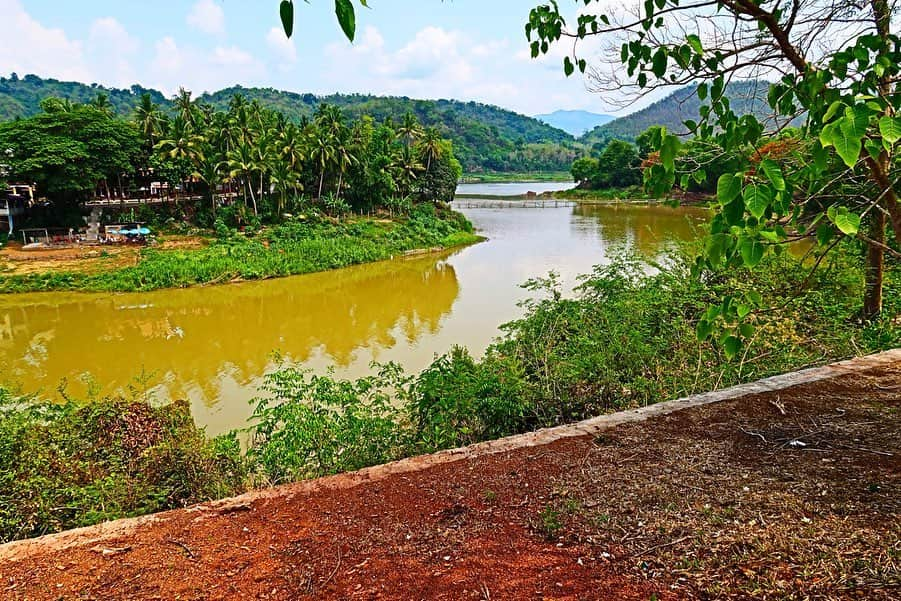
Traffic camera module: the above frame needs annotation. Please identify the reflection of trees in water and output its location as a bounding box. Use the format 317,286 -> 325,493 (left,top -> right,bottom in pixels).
572,204 -> 708,256
0,251 -> 461,404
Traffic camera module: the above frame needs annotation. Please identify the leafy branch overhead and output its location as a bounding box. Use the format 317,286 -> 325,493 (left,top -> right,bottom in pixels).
280,0 -> 368,42
527,0 -> 901,357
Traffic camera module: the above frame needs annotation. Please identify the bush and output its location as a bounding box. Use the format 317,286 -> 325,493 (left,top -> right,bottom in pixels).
412,346 -> 529,451
247,363 -> 411,484
0,391 -> 247,542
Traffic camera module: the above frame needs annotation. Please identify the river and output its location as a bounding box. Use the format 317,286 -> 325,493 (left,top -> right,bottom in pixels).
0,195 -> 708,434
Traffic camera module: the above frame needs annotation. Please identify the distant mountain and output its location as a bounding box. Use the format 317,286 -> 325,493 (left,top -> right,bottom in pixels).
580,80 -> 775,147
535,110 -> 615,136
0,75 -> 578,173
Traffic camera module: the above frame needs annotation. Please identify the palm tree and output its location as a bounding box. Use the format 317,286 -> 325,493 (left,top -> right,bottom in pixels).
309,127 -> 335,200
397,112 -> 423,148
418,126 -> 444,172
332,132 -> 357,200
193,146 -> 226,217
269,159 -> 300,216
156,115 -> 205,202
155,115 -> 204,163
173,88 -> 199,126
134,93 -> 164,148
227,142 -> 261,215
92,92 -> 113,114
392,145 -> 423,198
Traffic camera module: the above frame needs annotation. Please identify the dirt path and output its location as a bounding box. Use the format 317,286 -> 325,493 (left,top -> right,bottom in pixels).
1,361 -> 898,600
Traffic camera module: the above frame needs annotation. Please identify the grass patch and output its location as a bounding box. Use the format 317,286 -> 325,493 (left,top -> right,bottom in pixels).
550,186 -> 652,201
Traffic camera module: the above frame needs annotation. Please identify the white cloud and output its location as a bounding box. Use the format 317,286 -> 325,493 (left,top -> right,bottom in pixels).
0,0 -> 90,81
322,25 -> 605,115
266,27 -> 297,63
87,18 -> 139,88
149,37 -> 265,96
187,0 -> 225,36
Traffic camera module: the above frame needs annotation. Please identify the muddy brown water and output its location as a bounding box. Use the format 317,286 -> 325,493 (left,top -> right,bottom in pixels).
0,201 -> 708,434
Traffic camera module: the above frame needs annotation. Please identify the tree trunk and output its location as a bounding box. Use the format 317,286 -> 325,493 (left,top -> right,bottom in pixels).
863,210 -> 885,319
318,170 -> 325,200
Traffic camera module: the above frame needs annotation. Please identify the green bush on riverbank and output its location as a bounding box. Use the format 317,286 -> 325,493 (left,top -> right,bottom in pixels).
0,205 -> 478,294
0,391 -> 246,541
1,247 -> 896,541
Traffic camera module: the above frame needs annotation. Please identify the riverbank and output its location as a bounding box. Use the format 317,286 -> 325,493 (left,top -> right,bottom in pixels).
2,352 -> 898,600
0,206 -> 480,294
460,171 -> 572,183
1,245 -> 896,543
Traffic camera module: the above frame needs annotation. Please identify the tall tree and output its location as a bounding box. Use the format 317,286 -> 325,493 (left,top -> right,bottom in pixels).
527,0 -> 901,342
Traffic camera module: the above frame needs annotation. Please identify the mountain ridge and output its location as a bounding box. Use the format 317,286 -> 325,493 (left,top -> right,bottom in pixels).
579,80 -> 776,147
535,110 -> 615,136
0,74 -> 577,173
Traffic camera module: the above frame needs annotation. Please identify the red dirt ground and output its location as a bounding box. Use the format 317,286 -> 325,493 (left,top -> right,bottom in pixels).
1,365 -> 898,600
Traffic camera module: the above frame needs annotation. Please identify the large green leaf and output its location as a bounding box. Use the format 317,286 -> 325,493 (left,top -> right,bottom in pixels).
716,173 -> 741,205
830,209 -> 861,235
659,134 -> 680,172
686,34 -> 703,54
879,116 -> 901,144
842,105 -> 870,138
723,335 -> 742,359
739,237 -> 764,267
652,49 -> 668,78
335,0 -> 356,42
742,184 -> 772,219
759,159 -> 785,191
833,121 -> 864,168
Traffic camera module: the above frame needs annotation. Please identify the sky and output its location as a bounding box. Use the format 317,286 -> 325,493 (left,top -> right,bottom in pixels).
0,0 -> 648,117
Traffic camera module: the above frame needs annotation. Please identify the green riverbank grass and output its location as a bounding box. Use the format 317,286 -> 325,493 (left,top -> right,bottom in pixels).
0,206 -> 479,294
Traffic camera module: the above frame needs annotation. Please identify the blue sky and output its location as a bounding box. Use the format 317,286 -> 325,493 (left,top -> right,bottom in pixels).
0,0 -> 641,116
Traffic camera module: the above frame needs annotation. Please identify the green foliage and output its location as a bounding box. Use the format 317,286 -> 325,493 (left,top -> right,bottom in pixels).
411,346 -> 529,452
248,362 -> 410,484
0,210 -> 478,293
0,102 -> 141,203
527,0 -> 901,345
570,139 -> 641,190
246,247 -> 897,488
0,391 -> 246,542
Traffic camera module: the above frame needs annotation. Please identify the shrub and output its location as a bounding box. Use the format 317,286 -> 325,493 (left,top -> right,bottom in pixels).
247,363 -> 412,484
0,391 -> 247,542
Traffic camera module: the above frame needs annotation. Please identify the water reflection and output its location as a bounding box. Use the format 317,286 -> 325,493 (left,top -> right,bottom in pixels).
0,251 -> 460,433
573,203 -> 709,257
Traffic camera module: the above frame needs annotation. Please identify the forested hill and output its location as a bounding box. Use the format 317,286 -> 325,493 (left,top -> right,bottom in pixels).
580,80 -> 774,148
0,75 -> 578,173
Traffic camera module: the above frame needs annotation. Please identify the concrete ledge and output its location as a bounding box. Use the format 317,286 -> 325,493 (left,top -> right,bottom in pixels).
2,349 -> 898,563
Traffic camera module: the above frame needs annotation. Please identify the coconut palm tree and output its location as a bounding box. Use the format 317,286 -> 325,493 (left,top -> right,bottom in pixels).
392,145 -> 423,198
134,93 -> 164,148
309,127 -> 335,200
173,88 -> 199,127
269,158 -> 300,216
397,112 -> 423,148
418,126 -> 444,172
227,142 -> 261,215
193,146 -> 226,217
